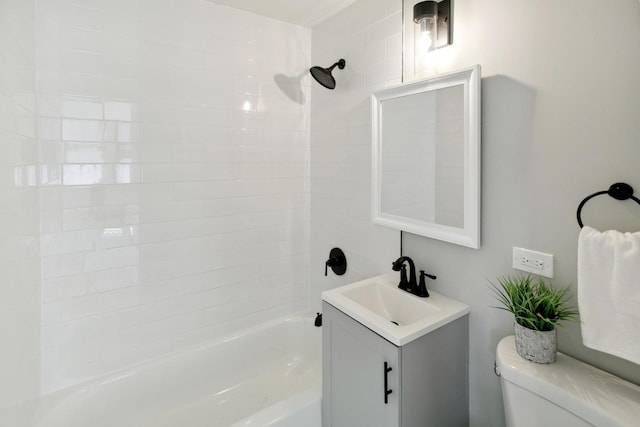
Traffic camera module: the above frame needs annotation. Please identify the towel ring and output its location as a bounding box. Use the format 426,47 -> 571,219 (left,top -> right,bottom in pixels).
577,182 -> 640,228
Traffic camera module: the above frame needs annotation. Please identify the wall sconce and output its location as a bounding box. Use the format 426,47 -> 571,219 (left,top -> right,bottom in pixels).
413,0 -> 452,54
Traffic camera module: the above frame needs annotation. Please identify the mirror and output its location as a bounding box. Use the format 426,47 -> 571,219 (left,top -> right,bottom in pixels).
371,65 -> 481,248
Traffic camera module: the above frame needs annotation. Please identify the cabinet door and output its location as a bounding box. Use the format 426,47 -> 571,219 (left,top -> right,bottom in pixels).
322,302 -> 400,427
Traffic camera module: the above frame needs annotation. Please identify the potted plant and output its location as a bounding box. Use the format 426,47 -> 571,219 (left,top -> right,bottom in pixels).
491,274 -> 578,364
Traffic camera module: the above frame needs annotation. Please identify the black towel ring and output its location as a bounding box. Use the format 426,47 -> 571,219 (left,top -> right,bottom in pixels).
576,182 -> 640,228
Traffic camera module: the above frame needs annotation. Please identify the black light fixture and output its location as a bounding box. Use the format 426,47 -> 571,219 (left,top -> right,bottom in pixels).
413,0 -> 452,53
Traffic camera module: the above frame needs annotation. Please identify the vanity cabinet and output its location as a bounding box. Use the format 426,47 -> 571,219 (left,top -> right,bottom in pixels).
321,301 -> 469,427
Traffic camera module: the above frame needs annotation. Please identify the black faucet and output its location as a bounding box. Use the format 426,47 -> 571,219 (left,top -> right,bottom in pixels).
392,256 -> 436,298
392,256 -> 417,293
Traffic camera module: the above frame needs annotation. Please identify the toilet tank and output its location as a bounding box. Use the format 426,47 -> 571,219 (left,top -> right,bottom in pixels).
495,336 -> 640,427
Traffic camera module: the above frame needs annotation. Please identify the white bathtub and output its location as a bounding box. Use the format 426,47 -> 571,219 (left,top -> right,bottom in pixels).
35,313 -> 322,427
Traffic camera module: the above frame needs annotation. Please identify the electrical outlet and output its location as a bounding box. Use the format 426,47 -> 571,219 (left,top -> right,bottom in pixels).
512,247 -> 554,278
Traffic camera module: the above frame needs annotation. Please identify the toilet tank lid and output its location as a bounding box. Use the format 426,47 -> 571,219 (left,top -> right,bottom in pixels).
496,336 -> 640,427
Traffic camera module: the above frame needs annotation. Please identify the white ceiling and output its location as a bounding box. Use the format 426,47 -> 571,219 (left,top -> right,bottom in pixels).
209,0 -> 358,27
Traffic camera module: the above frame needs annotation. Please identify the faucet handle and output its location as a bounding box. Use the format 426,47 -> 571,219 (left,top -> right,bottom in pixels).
422,270 -> 436,280
398,265 -> 410,291
416,270 -> 435,298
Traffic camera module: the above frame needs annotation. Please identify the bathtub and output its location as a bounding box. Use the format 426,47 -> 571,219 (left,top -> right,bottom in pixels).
35,313 -> 322,427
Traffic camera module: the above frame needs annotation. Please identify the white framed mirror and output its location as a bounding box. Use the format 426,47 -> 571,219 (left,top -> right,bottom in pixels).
371,65 -> 481,248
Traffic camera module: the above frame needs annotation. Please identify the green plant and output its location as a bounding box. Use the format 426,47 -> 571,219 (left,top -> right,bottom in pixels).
490,274 -> 578,332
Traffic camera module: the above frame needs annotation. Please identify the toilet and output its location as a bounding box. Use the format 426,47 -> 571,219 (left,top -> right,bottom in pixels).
495,336 -> 640,427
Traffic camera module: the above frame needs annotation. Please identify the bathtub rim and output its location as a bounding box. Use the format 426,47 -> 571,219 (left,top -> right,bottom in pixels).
228,384 -> 321,427
33,309 -> 320,425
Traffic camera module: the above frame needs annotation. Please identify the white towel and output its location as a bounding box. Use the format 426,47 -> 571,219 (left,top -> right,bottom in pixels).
578,226 -> 640,364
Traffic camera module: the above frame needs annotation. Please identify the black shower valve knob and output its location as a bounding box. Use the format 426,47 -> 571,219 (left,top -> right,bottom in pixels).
325,258 -> 338,275
324,247 -> 347,276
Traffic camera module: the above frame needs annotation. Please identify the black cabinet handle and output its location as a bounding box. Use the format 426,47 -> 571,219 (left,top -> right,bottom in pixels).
384,362 -> 393,404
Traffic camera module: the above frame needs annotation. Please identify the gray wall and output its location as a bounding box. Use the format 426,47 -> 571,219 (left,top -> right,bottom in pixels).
311,1 -> 640,426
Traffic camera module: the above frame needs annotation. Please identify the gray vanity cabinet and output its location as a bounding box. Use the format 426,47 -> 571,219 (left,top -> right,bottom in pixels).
322,301 -> 469,427
322,302 -> 400,427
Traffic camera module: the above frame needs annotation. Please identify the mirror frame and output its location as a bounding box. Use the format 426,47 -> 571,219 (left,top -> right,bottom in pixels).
371,65 -> 481,248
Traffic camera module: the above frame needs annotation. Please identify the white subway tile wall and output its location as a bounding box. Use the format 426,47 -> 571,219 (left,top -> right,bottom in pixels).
0,0 -> 41,410
36,0 -> 311,392
310,0 -> 402,303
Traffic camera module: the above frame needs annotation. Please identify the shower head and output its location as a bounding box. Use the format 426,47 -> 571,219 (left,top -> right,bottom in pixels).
310,59 -> 346,90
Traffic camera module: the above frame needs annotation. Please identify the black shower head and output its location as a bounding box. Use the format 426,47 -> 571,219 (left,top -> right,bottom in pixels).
310,59 -> 346,90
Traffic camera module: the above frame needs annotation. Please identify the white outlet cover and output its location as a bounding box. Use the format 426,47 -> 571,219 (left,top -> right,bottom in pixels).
512,247 -> 554,278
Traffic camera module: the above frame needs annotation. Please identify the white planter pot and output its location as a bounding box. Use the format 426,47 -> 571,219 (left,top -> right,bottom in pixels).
514,322 -> 557,364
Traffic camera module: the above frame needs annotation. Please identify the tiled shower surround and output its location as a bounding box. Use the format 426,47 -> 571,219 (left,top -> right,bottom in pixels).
3,0 -> 311,396
309,0 -> 402,297
0,0 -> 40,409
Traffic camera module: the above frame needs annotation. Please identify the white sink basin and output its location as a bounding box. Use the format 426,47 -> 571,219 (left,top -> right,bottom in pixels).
322,274 -> 470,346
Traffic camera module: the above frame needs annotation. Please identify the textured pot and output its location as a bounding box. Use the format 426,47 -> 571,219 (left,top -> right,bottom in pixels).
514,322 -> 557,364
